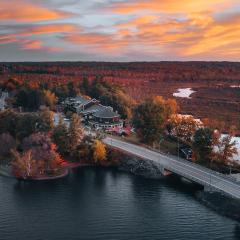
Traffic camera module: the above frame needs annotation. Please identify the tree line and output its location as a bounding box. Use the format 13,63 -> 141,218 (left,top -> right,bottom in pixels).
0,110 -> 109,179
132,96 -> 239,173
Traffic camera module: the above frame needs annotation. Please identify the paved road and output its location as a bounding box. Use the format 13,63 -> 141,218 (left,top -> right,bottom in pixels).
103,137 -> 240,199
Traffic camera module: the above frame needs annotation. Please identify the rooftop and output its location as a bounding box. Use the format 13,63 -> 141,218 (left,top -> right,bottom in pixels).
82,104 -> 106,115
93,107 -> 119,119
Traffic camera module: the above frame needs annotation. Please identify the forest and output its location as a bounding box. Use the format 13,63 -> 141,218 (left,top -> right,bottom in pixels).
0,61 -> 239,131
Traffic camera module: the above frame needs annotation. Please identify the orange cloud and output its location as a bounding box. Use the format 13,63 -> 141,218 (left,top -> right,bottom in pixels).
0,35 -> 17,44
62,10 -> 240,59
183,18 -> 240,56
64,32 -> 131,54
0,0 -> 72,22
21,40 -> 43,50
109,0 -> 238,14
0,23 -> 78,53
0,0 -> 238,60
109,2 -> 240,59
15,24 -> 79,37
16,39 -> 64,52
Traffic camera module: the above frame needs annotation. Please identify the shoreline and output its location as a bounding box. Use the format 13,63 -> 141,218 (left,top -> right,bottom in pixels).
112,150 -> 240,223
1,158 -> 240,223
0,162 -> 93,181
196,191 -> 240,222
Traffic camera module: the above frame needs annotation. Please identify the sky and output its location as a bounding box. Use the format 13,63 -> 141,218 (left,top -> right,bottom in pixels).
0,0 -> 240,61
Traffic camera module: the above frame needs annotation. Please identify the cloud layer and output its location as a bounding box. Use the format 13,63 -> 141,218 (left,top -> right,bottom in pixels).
0,0 -> 239,61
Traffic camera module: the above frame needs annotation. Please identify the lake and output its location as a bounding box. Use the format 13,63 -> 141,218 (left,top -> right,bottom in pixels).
0,168 -> 239,240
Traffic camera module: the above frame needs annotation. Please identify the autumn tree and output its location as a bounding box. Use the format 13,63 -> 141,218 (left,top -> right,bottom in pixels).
22,132 -> 62,173
67,113 -> 84,155
37,109 -> 54,132
11,150 -> 38,179
133,96 -> 178,144
87,77 -> 136,119
92,140 -> 106,164
42,90 -> 57,110
3,78 -> 24,92
212,134 -> 237,165
169,115 -> 199,144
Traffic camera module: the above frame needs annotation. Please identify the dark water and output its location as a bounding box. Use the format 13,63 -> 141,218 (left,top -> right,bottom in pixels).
0,168 -> 239,240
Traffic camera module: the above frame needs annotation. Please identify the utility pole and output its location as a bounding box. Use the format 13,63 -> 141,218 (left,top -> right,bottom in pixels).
177,129 -> 180,161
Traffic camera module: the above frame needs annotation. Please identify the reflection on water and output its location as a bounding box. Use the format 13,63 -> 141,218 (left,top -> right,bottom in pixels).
0,168 -> 239,240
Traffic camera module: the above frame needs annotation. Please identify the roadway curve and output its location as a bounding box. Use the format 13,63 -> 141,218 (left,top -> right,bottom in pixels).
103,137 -> 240,199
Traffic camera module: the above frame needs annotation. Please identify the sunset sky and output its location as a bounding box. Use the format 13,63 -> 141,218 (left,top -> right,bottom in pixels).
0,0 -> 239,61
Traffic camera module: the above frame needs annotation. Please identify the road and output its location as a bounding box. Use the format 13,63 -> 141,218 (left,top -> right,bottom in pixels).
103,137 -> 240,199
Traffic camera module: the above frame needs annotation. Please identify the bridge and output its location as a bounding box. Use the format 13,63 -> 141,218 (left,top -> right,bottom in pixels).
103,137 -> 240,200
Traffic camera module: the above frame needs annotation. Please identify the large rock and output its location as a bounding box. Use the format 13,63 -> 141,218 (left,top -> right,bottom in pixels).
118,153 -> 164,179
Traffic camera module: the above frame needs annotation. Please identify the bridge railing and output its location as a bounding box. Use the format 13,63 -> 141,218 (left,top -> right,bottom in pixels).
163,153 -> 240,185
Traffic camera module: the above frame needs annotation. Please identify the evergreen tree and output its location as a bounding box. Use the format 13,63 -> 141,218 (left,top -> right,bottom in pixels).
193,127 -> 214,164
81,77 -> 90,95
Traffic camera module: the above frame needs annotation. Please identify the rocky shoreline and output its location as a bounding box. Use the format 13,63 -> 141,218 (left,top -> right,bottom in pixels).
111,149 -> 240,223
1,151 -> 240,223
118,155 -> 164,179
196,191 -> 240,222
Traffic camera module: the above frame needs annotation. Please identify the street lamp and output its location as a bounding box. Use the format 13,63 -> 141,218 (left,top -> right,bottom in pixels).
209,160 -> 213,189
176,128 -> 180,161
159,135 -> 164,152
228,162 -> 233,175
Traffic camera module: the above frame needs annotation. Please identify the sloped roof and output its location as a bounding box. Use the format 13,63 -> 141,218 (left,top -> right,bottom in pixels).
82,104 -> 106,114
93,107 -> 119,119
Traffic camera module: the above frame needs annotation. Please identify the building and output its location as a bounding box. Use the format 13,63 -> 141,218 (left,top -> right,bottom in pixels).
63,96 -> 123,130
63,96 -> 99,114
90,107 -> 123,129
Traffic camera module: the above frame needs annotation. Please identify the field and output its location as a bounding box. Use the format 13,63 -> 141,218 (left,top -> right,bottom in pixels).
0,62 -> 239,130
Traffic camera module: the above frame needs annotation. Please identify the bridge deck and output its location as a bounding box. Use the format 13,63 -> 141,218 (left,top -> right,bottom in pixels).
103,137 -> 240,199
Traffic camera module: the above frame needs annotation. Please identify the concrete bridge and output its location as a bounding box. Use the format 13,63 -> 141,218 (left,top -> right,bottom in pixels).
103,137 -> 240,199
